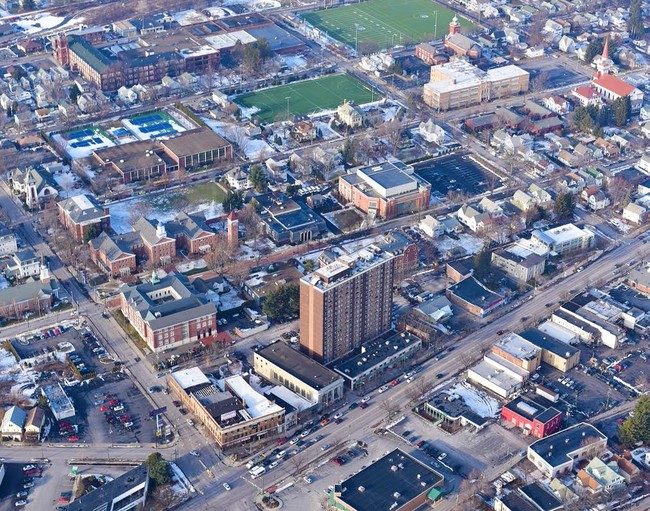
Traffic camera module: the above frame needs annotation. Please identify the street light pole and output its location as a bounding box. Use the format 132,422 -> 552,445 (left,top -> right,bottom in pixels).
355,24 -> 359,54
285,96 -> 290,118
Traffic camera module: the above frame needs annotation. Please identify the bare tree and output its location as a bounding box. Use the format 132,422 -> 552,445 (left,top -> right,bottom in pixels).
377,118 -> 402,154
380,399 -> 401,420
204,234 -> 233,276
129,202 -> 153,226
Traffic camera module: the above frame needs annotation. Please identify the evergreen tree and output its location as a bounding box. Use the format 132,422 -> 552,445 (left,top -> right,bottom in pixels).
618,396 -> 650,446
340,139 -> 356,165
221,190 -> 243,213
553,192 -> 576,221
248,164 -> 268,192
146,452 -> 172,487
628,0 -> 645,40
262,284 -> 299,322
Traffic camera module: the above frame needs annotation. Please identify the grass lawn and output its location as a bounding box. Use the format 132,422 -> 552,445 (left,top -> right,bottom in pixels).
303,0 -> 474,52
235,74 -> 380,123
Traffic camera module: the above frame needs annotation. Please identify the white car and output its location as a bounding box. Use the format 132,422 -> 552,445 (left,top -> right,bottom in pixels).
269,460 -> 280,469
378,385 -> 389,394
223,483 -> 231,491
361,396 -> 370,403
276,450 -> 286,459
304,475 -> 314,484
187,419 -> 194,426
437,453 -> 447,461
190,451 -> 200,457
333,413 -> 343,420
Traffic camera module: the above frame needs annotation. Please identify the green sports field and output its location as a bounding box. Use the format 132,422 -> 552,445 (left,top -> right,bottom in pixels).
303,0 -> 474,52
235,74 -> 381,123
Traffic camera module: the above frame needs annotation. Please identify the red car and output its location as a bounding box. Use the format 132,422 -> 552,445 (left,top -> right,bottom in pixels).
360,402 -> 369,409
119,415 -> 131,422
390,379 -> 399,387
108,400 -> 119,406
264,486 -> 277,494
59,496 -> 70,503
59,421 -> 70,427
68,435 -> 79,442
277,437 -> 287,446
100,405 -> 109,412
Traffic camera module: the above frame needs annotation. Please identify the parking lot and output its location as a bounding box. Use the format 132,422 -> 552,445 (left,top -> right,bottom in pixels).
520,59 -> 589,88
414,153 -> 498,198
0,462 -> 49,511
80,374 -> 158,445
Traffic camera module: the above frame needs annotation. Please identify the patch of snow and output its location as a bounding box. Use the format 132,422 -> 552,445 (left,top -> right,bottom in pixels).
15,13 -> 64,34
218,287 -> 246,312
172,9 -> 209,26
239,105 -> 261,119
382,106 -> 399,122
244,138 -> 275,161
436,233 -> 484,256
447,381 -> 500,418
0,348 -> 17,370
281,55 -> 307,70
170,462 -> 196,493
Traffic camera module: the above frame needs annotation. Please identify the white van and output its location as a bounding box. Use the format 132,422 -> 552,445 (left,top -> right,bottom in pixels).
249,465 -> 266,479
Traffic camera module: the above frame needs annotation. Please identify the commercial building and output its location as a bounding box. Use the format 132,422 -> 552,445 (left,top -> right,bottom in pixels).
495,483 -> 563,511
527,423 -> 607,478
628,265 -> 650,294
491,333 -> 542,373
423,60 -> 529,111
300,246 -> 395,364
58,194 -> 110,241
329,448 -> 444,511
338,161 -> 431,220
41,383 -> 75,421
531,224 -> 595,256
254,343 -> 344,409
552,305 -> 625,349
67,463 -> 149,511
423,392 -> 488,433
491,247 -> 545,283
23,407 -> 45,442
501,395 -> 562,439
168,368 -> 285,449
117,272 -> 217,353
333,331 -> 422,390
446,276 -> 505,317
519,328 -> 581,373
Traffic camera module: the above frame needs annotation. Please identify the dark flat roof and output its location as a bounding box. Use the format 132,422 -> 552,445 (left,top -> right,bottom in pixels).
67,464 -> 148,511
499,492 -> 539,511
336,449 -> 443,511
256,342 -> 341,390
519,483 -> 563,511
520,328 -> 580,359
447,276 -> 504,309
503,395 -> 560,424
529,423 -> 606,468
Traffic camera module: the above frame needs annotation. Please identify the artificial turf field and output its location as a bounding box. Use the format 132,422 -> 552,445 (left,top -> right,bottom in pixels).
302,0 -> 474,52
235,74 -> 380,123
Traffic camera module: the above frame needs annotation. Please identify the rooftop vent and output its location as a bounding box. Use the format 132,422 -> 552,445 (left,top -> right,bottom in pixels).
358,486 -> 365,492
390,465 -> 398,472
393,492 -> 401,499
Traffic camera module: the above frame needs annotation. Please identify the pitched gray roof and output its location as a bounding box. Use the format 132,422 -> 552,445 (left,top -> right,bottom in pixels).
58,194 -> 108,224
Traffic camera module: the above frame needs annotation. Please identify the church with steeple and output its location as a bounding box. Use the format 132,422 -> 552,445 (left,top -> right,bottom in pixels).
443,14 -> 482,60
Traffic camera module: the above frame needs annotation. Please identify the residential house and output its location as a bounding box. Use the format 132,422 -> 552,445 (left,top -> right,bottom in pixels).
557,150 -> 581,169
224,167 -> 251,190
572,86 -> 602,107
23,407 -> 45,442
0,271 -> 58,320
337,101 -> 363,128
512,190 -> 537,212
419,215 -> 445,238
542,95 -> 571,114
419,119 -> 447,144
636,155 -> 650,175
457,204 -> 489,232
1,406 -> 26,441
561,172 -> 585,192
558,35 -> 576,53
528,184 -> 552,206
5,249 -> 41,279
117,85 -> 137,104
593,137 -> 620,157
291,121 -> 317,143
581,187 -> 610,211
0,222 -> 18,256
622,202 -> 646,224
577,457 -> 626,493
478,197 -> 504,216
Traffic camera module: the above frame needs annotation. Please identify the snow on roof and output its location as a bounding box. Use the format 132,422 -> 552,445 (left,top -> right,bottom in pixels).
172,367 -> 210,390
225,375 -> 282,418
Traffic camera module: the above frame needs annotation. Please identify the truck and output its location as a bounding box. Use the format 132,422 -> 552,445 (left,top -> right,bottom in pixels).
249,465 -> 266,479
246,454 -> 266,470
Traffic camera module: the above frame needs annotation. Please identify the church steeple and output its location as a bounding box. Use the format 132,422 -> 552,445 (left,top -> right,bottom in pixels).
449,15 -> 460,36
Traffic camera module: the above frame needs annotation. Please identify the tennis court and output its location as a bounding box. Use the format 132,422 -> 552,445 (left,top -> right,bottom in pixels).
67,128 -> 94,140
303,0 -> 473,52
123,110 -> 185,140
235,74 -> 380,123
70,137 -> 104,148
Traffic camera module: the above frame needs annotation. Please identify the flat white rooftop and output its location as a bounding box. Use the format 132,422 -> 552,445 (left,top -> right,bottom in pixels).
172,367 -> 210,390
538,320 -> 578,345
495,332 -> 541,361
542,223 -> 591,244
225,375 -> 282,419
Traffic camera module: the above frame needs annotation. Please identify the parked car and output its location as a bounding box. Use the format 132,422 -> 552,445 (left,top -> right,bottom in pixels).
223,483 -> 231,491
277,437 -> 287,446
